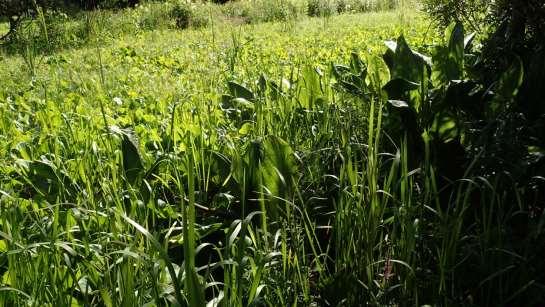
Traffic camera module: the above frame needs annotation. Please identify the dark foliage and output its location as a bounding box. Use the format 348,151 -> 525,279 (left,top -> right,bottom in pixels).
73,0 -> 140,10
421,1 -> 545,305
475,0 -> 545,192
209,0 -> 231,4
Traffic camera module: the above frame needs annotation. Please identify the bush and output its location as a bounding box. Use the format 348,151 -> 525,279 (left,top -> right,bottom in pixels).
221,1 -> 253,23
307,0 -> 334,17
221,0 -> 300,24
258,0 -> 299,22
335,0 -> 349,14
170,1 -> 209,29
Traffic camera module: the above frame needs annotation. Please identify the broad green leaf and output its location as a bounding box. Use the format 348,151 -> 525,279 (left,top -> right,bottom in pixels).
22,158 -> 76,201
258,74 -> 267,93
431,114 -> 459,141
260,136 -> 298,219
28,160 -> 58,196
232,97 -> 254,109
299,65 -> 323,109
281,78 -> 292,92
70,298 -> 83,307
337,80 -> 364,96
432,22 -> 466,84
447,22 -> 464,79
365,53 -> 390,90
228,81 -> 255,101
386,36 -> 430,85
350,52 -> 366,76
488,56 -> 524,116
497,56 -> 524,100
121,133 -> 144,185
331,59 -> 368,97
239,122 -> 254,135
383,78 -> 420,99
228,220 -> 242,247
331,64 -> 351,79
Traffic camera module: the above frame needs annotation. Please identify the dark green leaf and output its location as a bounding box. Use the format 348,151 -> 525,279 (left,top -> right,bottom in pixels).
122,133 -> 144,185
383,78 -> 420,99
497,56 -> 524,100
228,81 -> 255,101
388,36 -> 430,84
447,22 -> 464,79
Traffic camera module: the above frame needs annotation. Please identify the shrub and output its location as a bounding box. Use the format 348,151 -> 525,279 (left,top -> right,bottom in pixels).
258,0 -> 299,22
307,0 -> 334,17
170,1 -> 209,29
221,0 -> 300,24
335,0 -> 349,14
221,1 -> 254,23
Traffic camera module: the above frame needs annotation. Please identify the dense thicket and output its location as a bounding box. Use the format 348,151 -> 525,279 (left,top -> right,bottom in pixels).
424,0 -> 545,205
421,1 -> 545,305
477,0 -> 545,173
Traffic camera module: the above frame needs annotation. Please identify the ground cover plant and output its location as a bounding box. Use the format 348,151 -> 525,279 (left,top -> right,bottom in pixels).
1,1 -> 544,306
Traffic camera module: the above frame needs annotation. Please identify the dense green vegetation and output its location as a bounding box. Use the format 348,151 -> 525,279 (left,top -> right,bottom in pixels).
1,1 -> 543,306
